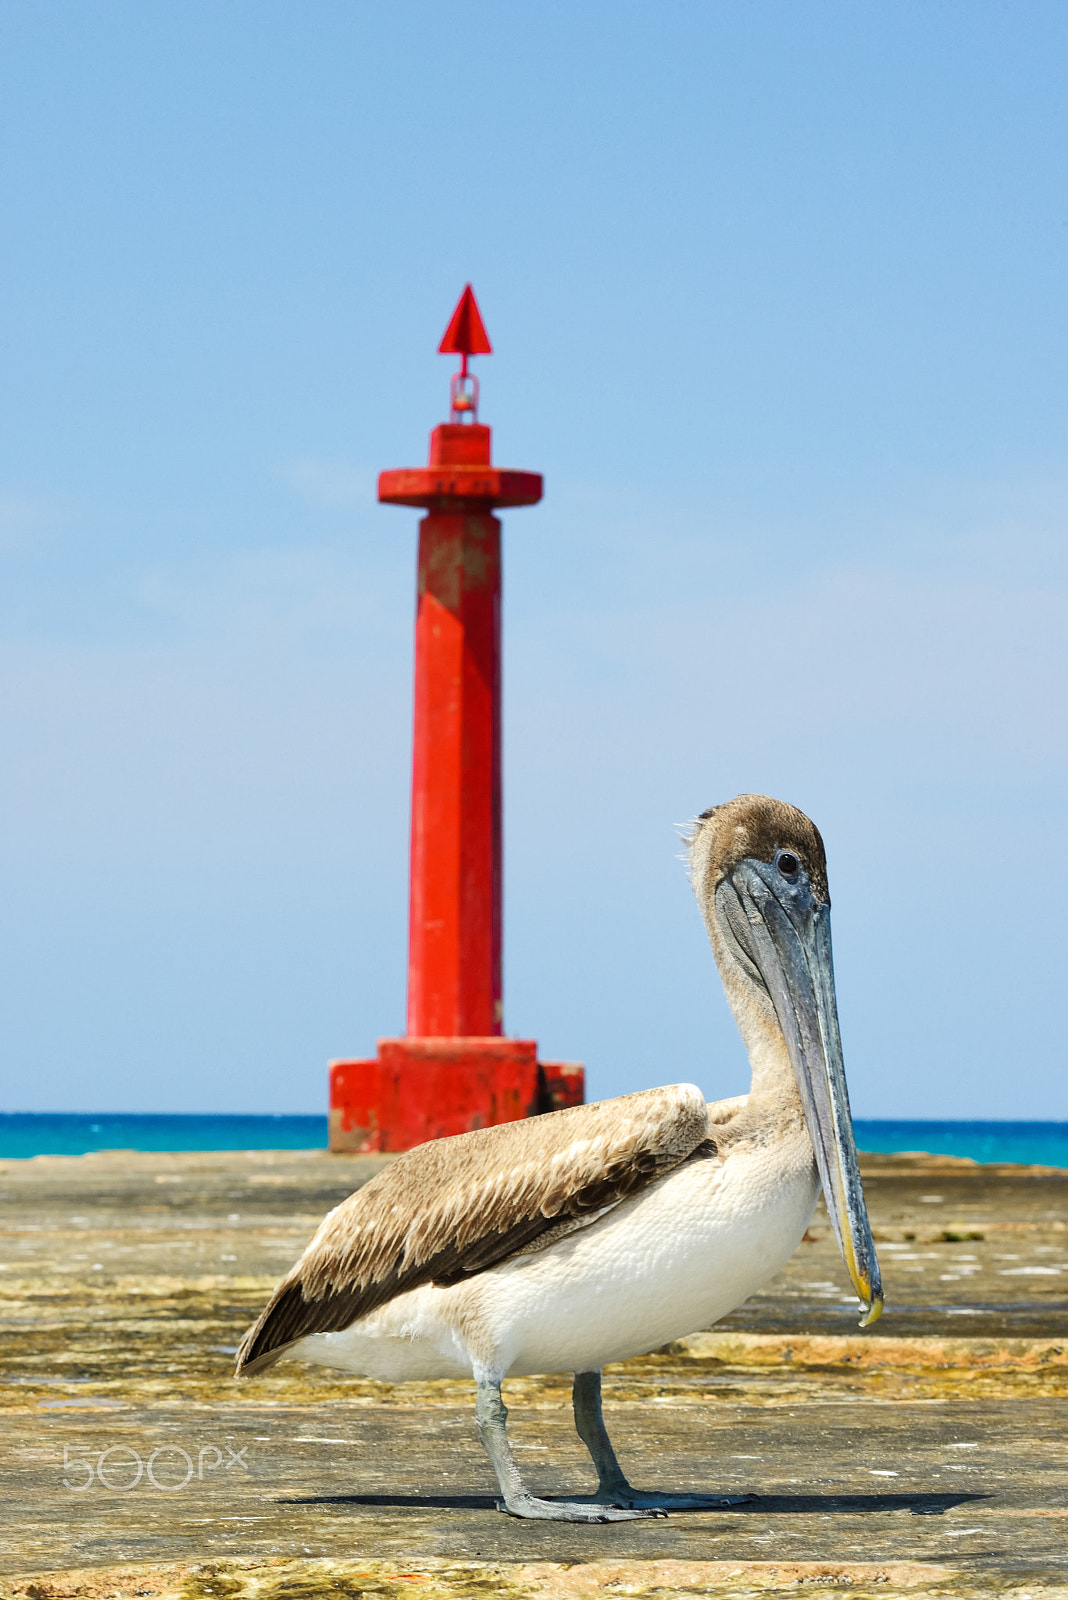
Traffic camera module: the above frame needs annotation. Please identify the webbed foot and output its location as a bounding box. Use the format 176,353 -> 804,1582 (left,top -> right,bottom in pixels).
497,1492 -> 665,1522
602,1488 -> 757,1511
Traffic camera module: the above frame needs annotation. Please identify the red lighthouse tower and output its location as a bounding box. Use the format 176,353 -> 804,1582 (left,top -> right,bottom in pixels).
328,287 -> 584,1152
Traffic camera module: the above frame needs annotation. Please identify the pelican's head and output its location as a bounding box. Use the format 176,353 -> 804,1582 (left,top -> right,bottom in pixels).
690,794 -> 883,1328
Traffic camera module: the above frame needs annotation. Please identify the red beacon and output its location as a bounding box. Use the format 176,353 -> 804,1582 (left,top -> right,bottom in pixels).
328,286 -> 585,1152
441,282 -> 490,420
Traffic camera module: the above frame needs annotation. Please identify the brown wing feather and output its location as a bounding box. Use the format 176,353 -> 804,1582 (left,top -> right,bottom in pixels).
236,1083 -> 709,1376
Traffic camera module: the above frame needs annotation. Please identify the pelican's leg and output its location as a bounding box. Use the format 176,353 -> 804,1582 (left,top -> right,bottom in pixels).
572,1370 -> 755,1511
475,1377 -> 659,1522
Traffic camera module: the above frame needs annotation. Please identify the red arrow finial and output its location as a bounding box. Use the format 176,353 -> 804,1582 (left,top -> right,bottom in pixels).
439,285 -> 492,422
438,285 -> 492,359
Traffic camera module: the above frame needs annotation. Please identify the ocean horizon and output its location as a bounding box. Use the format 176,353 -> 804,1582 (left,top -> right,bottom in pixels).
1,1112 -> 1067,1168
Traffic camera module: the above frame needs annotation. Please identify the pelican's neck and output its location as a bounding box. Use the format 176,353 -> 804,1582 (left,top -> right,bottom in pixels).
734,989 -> 801,1107
703,900 -> 804,1116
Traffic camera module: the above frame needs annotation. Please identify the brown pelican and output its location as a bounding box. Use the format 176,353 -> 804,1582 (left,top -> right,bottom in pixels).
237,794 -> 882,1521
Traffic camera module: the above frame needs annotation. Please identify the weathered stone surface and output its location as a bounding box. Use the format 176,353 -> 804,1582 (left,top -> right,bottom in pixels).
3,1555 -> 1032,1600
2,1146 -> 1066,1593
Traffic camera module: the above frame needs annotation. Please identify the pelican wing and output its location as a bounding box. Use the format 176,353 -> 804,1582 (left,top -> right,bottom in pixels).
236,1083 -> 709,1375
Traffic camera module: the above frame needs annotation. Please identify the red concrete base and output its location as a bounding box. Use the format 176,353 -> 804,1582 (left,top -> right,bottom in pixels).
328,1037 -> 585,1153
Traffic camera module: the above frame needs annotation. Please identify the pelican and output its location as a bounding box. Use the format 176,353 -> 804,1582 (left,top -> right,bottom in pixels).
237,794 -> 882,1521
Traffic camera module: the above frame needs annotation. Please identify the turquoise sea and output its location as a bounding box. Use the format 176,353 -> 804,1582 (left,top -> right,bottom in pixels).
0,1113 -> 327,1161
1,1112 -> 1067,1167
854,1119 -> 1068,1169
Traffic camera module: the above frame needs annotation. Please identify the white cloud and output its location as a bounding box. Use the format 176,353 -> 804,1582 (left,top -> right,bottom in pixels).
280,458 -> 375,512
0,492 -> 69,557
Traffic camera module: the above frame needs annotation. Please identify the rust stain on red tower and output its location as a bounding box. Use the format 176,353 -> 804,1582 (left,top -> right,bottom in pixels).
329,287 -> 585,1152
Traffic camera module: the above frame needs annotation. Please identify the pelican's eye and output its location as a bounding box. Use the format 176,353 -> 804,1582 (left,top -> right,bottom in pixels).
775,850 -> 800,879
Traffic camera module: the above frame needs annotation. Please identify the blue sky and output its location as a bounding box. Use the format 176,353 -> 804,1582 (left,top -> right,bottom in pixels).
1,2 -> 1065,1117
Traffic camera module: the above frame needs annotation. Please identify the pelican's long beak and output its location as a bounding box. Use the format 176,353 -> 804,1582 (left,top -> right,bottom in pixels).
725,862 -> 883,1327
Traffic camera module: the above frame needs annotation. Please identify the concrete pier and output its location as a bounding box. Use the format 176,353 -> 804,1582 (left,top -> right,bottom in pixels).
2,1146 -> 1066,1598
